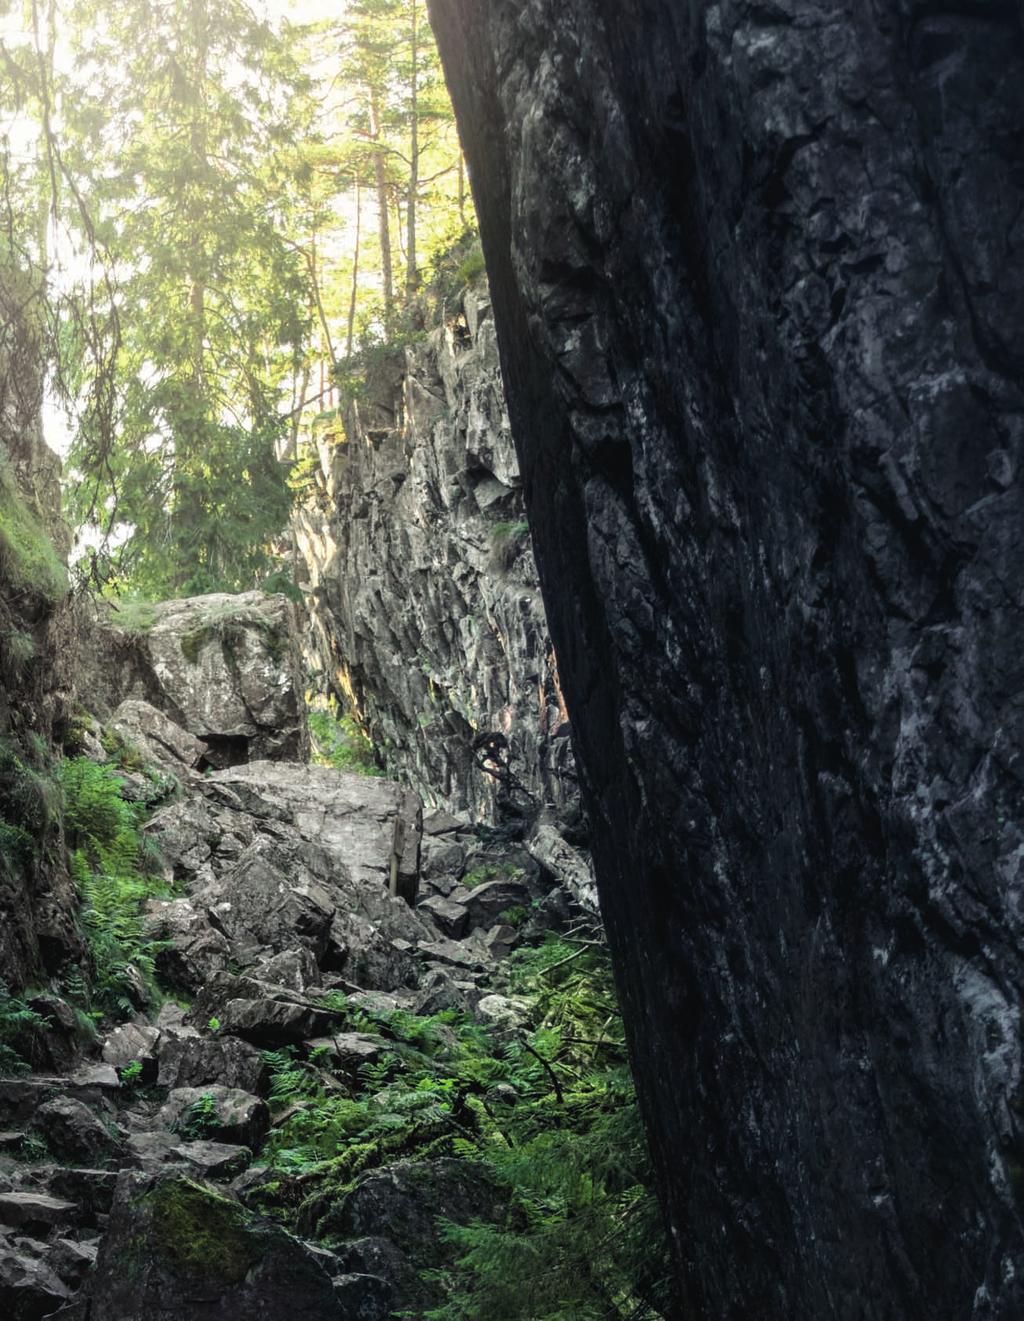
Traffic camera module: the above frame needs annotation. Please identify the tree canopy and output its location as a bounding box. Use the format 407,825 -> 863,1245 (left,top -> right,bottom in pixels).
0,0 -> 474,596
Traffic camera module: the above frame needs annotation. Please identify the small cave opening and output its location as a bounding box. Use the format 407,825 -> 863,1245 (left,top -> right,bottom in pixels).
197,733 -> 251,771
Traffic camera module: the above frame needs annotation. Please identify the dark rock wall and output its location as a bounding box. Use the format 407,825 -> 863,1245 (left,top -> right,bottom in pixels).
427,1 -> 1024,1316
0,272 -> 81,987
293,290 -> 578,824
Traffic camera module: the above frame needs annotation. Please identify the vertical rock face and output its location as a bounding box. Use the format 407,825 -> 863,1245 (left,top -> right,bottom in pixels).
0,271 -> 81,986
293,289 -> 576,823
428,2 -> 1024,1317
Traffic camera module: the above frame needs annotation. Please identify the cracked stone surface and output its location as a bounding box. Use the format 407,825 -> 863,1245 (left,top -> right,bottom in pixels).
76,593 -> 309,767
428,1 -> 1024,1316
292,288 -> 580,828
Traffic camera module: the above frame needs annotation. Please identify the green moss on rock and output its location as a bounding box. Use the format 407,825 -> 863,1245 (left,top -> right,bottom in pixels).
0,462 -> 68,602
143,1178 -> 263,1284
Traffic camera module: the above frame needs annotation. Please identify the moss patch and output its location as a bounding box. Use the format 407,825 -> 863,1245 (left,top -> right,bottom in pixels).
107,599 -> 159,635
179,603 -> 284,666
0,462 -> 68,602
143,1178 -> 263,1284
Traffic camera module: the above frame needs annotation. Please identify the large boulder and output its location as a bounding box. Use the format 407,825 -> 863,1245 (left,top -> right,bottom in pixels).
143,763 -> 429,992
69,1174 -> 350,1320
204,763 -> 422,897
78,592 -> 309,766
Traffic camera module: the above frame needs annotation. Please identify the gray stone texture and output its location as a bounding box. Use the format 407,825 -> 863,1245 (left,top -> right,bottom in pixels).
77,592 -> 310,767
428,0 -> 1024,1316
292,289 -> 579,828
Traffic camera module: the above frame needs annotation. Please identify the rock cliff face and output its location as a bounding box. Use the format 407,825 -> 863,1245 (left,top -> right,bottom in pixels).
293,289 -> 576,826
428,2 -> 1024,1317
0,271 -> 81,987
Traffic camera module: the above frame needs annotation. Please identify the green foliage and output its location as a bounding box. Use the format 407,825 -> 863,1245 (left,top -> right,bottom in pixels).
0,737 -> 60,845
423,941 -> 674,1320
0,981 -> 50,1078
308,706 -> 383,778
62,0 -> 311,597
177,1091 -> 219,1141
491,520 -> 530,544
0,628 -> 37,682
60,757 -> 170,1019
253,936 -> 672,1318
461,861 -> 522,890
119,1058 -> 144,1088
489,520 -> 531,575
0,462 -> 68,604
106,599 -> 159,636
423,227 -> 485,314
331,333 -> 422,409
455,242 -> 486,289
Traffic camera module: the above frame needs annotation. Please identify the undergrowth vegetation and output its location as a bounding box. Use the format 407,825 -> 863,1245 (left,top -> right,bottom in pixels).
0,980 -> 50,1077
256,935 -> 674,1320
308,704 -> 383,778
60,755 -> 172,1020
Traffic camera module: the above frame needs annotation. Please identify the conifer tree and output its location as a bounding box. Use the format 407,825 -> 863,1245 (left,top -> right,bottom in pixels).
61,0 -> 311,595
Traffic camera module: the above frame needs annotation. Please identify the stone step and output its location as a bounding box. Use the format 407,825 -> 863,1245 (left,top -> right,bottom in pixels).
0,1191 -> 79,1233
0,1078 -> 117,1129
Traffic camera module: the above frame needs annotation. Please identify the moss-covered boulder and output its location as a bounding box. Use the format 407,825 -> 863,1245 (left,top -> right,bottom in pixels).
76,1173 -> 356,1320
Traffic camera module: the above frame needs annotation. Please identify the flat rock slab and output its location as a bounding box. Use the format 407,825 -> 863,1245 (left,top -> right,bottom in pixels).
305,1033 -> 386,1077
0,1192 -> 78,1231
217,996 -> 343,1047
207,762 -> 422,894
417,938 -> 487,971
173,1141 -> 251,1179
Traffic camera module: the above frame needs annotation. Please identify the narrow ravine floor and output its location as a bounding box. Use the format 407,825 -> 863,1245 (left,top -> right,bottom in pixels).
0,594 -> 601,1320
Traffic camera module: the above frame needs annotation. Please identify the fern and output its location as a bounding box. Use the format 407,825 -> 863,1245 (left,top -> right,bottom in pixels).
250,934 -> 672,1317
61,757 -> 170,1018
0,981 -> 49,1077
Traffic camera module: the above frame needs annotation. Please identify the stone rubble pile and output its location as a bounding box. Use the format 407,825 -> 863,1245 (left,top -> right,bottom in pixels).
0,592 -> 585,1320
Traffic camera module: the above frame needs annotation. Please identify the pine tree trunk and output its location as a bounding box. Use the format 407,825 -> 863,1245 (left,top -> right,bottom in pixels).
405,0 -> 420,302
347,182 -> 362,358
369,89 -> 394,329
